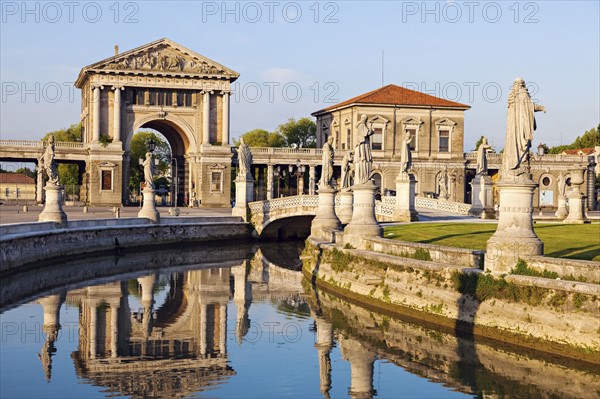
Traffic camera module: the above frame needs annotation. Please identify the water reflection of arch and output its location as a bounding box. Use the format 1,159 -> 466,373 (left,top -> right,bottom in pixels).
66,268 -> 234,399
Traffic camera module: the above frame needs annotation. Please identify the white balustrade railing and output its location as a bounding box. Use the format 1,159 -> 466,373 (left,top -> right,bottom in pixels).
415,197 -> 472,215
0,140 -> 86,150
248,195 -> 319,214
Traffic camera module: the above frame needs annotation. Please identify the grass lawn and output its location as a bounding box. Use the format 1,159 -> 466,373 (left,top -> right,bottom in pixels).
384,223 -> 600,262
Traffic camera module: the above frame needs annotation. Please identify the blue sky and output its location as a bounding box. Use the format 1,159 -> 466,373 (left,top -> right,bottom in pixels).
1,0 -> 598,150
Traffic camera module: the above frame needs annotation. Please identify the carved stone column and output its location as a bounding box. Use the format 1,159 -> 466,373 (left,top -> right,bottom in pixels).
36,159 -> 44,204
267,164 -> 274,200
309,166 -> 316,195
112,86 -> 123,142
344,180 -> 382,249
310,183 -> 341,240
564,168 -> 588,224
203,91 -> 210,145
222,92 -> 230,145
92,86 -> 102,142
393,172 -> 419,222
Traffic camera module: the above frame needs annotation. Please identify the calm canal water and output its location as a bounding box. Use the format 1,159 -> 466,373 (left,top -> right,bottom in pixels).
0,241 -> 597,398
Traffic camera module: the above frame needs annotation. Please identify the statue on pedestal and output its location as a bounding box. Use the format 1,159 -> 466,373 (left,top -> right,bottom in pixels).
354,115 -> 374,185
341,150 -> 353,190
437,167 -> 449,200
502,78 -> 546,177
476,136 -> 493,175
320,135 -> 334,188
237,137 -> 253,179
557,172 -> 567,197
41,135 -> 59,186
142,152 -> 155,189
400,129 -> 413,174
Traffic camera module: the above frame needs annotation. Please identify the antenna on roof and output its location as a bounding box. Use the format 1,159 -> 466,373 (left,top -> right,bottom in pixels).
381,50 -> 384,87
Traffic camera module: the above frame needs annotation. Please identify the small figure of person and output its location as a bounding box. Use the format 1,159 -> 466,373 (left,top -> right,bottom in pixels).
41,135 -> 59,186
400,129 -> 414,174
476,136 -> 493,175
237,136 -> 253,179
341,150 -> 354,190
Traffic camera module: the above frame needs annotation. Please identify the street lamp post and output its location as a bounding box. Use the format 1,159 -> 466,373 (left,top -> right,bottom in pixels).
288,160 -> 306,195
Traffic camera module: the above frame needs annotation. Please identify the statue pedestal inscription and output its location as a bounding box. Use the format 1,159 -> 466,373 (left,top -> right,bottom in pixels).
485,178 -> 543,274
343,180 -> 382,249
336,189 -> 353,225
138,187 -> 160,222
469,174 -> 495,219
38,184 -> 67,225
310,184 -> 341,239
232,176 -> 254,220
393,172 -> 418,222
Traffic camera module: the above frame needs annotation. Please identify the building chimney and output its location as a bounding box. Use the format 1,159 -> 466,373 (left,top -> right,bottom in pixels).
114,45 -> 119,56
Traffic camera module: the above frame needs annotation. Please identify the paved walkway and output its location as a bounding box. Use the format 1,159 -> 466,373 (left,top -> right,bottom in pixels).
1,204 -> 597,226
0,205 -> 231,225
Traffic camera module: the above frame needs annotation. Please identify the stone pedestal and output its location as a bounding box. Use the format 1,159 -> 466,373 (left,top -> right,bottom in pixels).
232,176 -> 254,221
393,172 -> 418,222
336,189 -> 354,224
310,184 -> 341,239
469,174 -> 495,219
343,180 -> 382,249
554,195 -> 568,219
38,184 -> 67,225
563,190 -> 588,224
340,337 -> 376,399
138,187 -> 160,222
485,178 -> 543,274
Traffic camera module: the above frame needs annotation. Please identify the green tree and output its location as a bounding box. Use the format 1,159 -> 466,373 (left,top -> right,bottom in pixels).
234,129 -> 286,147
15,167 -> 35,178
129,131 -> 171,193
473,135 -> 485,151
548,125 -> 600,154
276,117 -> 317,148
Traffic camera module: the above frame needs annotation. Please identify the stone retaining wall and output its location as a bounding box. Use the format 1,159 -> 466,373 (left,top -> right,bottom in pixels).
304,238 -> 600,359
0,217 -> 251,274
524,255 -> 600,282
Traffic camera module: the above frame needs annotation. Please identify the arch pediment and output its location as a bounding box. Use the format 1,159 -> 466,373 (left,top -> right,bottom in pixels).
76,38 -> 239,87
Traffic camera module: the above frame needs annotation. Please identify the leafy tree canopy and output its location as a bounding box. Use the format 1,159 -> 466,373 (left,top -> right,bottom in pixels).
276,117 -> 317,148
234,129 -> 286,147
41,123 -> 82,187
547,125 -> 599,154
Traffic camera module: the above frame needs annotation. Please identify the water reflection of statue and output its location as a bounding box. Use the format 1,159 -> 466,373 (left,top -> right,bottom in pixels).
341,151 -> 353,190
237,137 -> 252,179
320,136 -> 334,188
476,137 -> 492,175
41,135 -> 60,185
354,115 -> 374,185
400,129 -> 413,174
437,167 -> 449,200
502,78 -> 546,176
143,152 -> 155,189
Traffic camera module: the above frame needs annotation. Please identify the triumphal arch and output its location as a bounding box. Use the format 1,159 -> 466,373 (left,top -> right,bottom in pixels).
75,38 -> 238,207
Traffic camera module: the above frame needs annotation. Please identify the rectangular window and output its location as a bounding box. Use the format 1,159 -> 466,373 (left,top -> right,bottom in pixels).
101,170 -> 112,190
148,90 -> 157,106
372,128 -> 383,150
133,89 -> 145,105
157,90 -> 165,106
407,129 -> 417,150
346,128 -> 351,150
439,130 -> 450,153
211,171 -> 222,192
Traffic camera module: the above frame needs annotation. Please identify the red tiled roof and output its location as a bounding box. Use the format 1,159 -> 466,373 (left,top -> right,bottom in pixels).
561,147 -> 595,155
0,173 -> 35,184
313,84 -> 470,115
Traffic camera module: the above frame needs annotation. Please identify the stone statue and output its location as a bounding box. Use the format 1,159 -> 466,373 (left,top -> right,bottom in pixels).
476,136 -> 493,175
320,136 -> 335,188
237,137 -> 252,179
437,167 -> 449,200
341,150 -> 354,190
557,172 -> 567,197
143,152 -> 155,189
400,129 -> 414,174
502,78 -> 546,176
354,115 -> 374,185
41,135 -> 59,186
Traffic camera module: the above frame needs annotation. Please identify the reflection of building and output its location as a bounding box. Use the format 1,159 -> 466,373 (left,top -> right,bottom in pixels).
67,270 -> 235,398
34,248 -> 305,399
